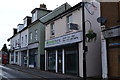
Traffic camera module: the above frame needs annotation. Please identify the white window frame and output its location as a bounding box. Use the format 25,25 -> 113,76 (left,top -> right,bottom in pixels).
32,11 -> 37,22
30,32 -> 32,41
24,18 -> 27,27
18,39 -> 20,47
66,14 -> 72,32
35,30 -> 38,40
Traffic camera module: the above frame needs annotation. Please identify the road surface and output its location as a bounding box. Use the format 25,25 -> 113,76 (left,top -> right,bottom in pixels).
0,65 -> 42,80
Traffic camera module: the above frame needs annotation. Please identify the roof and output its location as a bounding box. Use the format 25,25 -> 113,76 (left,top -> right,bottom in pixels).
40,2 -> 82,25
40,2 -> 71,23
23,16 -> 32,20
31,8 -> 52,14
7,26 -> 28,41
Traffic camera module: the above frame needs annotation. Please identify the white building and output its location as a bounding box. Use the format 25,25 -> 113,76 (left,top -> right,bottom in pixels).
9,28 -> 21,65
9,16 -> 31,66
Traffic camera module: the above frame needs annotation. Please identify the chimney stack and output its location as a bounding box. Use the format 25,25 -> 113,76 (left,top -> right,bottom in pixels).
40,3 -> 47,10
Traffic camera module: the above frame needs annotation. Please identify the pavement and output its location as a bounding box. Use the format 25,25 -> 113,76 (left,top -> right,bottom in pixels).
4,64 -> 81,79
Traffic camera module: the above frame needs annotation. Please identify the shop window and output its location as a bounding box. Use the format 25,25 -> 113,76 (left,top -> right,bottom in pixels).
65,45 -> 78,75
11,53 -> 14,62
48,50 -> 56,71
29,49 -> 38,67
15,52 -> 18,63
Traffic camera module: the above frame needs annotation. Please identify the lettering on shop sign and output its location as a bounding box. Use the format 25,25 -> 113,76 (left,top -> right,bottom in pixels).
45,32 -> 82,48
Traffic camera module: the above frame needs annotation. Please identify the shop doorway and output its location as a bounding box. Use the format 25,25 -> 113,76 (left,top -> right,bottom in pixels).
58,49 -> 62,73
108,47 -> 120,77
48,50 -> 56,72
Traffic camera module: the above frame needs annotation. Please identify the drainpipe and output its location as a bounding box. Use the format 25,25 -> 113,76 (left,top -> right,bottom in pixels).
82,2 -> 87,80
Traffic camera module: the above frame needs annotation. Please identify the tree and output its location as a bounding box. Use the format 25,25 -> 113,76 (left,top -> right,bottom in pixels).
1,44 -> 8,53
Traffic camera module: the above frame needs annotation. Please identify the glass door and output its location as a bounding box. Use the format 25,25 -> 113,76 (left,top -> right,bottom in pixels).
58,49 -> 62,73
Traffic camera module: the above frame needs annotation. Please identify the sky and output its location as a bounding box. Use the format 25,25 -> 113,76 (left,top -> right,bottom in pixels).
0,0 -> 82,49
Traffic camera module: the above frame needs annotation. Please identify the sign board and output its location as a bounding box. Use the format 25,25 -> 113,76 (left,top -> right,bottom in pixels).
45,31 -> 83,48
103,27 -> 120,38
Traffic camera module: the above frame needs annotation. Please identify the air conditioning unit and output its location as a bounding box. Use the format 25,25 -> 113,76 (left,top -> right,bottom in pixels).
69,23 -> 79,30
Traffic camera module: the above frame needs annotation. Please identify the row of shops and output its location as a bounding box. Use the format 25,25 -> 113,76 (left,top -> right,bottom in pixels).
10,48 -> 38,68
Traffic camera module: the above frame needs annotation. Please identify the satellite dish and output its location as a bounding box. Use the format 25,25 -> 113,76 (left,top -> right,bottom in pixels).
97,17 -> 107,25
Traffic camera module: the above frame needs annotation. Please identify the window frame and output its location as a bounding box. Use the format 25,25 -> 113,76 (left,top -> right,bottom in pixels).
50,22 -> 55,37
35,29 -> 38,41
66,14 -> 72,32
30,32 -> 33,41
25,35 -> 27,45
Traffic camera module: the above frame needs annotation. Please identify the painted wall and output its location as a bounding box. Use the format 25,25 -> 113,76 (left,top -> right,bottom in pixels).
45,9 -> 82,40
28,21 -> 40,44
28,21 -> 45,68
11,34 -> 21,50
84,1 -> 102,77
21,29 -> 28,48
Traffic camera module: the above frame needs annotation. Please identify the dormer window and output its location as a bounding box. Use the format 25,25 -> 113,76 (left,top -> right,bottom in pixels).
32,11 -> 37,22
23,16 -> 31,27
24,18 -> 27,27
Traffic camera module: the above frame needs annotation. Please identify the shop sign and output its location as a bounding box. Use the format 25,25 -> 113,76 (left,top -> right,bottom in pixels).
103,28 -> 120,38
45,31 -> 82,48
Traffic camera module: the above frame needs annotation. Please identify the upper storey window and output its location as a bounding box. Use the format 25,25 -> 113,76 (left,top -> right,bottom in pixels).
67,14 -> 72,31
50,23 -> 55,37
35,30 -> 38,40
32,11 -> 37,22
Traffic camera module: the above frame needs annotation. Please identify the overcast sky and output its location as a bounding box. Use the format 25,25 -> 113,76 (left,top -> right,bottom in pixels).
0,0 -> 82,49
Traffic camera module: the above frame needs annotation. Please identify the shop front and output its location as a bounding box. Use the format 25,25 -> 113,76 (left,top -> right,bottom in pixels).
15,51 -> 18,64
46,44 -> 79,75
108,37 -> 120,77
10,52 -> 14,64
103,26 -> 120,77
21,50 -> 27,66
29,48 -> 38,68
45,31 -> 82,76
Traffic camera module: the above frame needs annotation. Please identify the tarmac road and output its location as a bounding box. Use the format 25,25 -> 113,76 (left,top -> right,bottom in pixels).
0,65 -> 42,80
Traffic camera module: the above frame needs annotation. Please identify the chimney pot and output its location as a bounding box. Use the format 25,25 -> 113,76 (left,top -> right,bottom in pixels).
40,3 -> 47,10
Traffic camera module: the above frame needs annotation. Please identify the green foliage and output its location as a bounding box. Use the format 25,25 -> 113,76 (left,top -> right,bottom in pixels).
1,44 -> 8,53
86,29 -> 97,42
